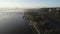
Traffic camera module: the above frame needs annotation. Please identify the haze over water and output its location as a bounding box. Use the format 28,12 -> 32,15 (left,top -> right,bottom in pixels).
0,10 -> 30,34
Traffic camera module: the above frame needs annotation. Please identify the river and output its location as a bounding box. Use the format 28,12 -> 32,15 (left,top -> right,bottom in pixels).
0,12 -> 33,34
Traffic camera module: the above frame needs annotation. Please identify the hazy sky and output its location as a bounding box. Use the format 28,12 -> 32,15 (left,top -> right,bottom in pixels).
0,0 -> 60,8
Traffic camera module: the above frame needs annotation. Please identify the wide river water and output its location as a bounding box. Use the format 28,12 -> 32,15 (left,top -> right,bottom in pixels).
0,12 -> 33,34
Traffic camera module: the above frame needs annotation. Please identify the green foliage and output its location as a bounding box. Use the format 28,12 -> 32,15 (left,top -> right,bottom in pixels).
24,11 -> 60,34
47,11 -> 60,22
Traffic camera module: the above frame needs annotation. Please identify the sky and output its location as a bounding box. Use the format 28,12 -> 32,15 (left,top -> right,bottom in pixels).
0,0 -> 60,8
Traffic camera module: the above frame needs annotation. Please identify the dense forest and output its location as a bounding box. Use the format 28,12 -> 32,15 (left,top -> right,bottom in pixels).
24,8 -> 60,34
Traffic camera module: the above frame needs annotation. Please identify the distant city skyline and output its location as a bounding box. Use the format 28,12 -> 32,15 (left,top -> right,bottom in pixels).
0,0 -> 60,8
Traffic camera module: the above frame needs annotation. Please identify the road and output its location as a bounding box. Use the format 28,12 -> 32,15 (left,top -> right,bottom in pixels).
0,12 -> 33,34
